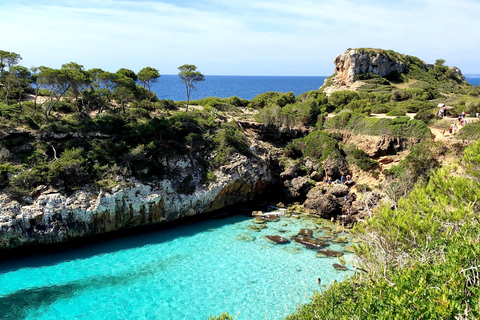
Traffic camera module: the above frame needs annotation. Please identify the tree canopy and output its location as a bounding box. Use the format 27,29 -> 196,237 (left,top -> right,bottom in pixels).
178,64 -> 205,111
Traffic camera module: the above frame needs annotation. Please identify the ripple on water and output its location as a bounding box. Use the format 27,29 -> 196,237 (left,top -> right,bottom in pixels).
0,212 -> 354,320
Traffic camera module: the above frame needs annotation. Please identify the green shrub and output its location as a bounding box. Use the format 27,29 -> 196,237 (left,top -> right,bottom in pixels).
0,163 -> 19,188
156,99 -> 178,110
456,121 -> 480,140
325,112 -> 432,138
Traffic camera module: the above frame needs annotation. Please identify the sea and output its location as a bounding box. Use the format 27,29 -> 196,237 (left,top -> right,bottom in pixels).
151,75 -> 480,102
0,212 -> 354,320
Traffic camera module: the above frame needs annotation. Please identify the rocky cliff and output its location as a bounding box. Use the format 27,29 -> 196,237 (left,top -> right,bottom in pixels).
331,49 -> 406,86
0,151 -> 272,250
323,48 -> 465,94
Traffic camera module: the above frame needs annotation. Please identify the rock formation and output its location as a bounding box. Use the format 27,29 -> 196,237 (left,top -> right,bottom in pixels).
330,48 -> 406,86
0,152 -> 272,250
322,48 -> 466,95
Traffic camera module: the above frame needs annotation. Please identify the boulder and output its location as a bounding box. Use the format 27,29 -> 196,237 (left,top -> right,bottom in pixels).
293,236 -> 328,249
298,229 -> 313,237
322,156 -> 349,180
265,235 -> 290,244
326,184 -> 349,197
309,171 -> 323,181
304,191 -> 340,219
333,263 -> 349,271
236,233 -> 256,242
316,249 -> 344,258
280,163 -> 305,180
303,157 -> 320,172
284,176 -> 313,200
332,236 -> 349,243
316,236 -> 333,241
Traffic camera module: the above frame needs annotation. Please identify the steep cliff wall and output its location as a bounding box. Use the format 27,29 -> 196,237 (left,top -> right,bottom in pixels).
0,152 -> 272,250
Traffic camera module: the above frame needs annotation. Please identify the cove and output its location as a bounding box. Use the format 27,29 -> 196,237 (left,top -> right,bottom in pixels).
0,211 -> 354,320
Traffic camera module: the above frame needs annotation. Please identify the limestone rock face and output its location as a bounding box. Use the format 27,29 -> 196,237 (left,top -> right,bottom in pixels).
0,152 -> 272,250
331,49 -> 406,86
449,66 -> 466,81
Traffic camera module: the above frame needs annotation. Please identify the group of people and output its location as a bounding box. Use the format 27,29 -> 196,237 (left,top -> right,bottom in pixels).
442,111 -> 468,136
324,174 -> 352,185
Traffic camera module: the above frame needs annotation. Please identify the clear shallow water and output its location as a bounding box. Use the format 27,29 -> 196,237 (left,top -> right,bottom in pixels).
0,212 -> 354,320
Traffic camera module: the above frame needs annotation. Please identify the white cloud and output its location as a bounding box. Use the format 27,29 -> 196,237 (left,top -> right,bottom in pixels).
0,0 -> 479,75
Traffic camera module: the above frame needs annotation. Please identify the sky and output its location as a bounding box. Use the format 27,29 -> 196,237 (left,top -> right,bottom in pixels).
1,0 -> 479,76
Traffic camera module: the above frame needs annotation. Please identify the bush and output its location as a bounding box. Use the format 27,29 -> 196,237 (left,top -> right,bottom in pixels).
386,109 -> 406,116
249,91 -> 295,109
325,112 -> 432,139
156,99 -> 178,110
49,148 -> 90,193
414,109 -> 435,124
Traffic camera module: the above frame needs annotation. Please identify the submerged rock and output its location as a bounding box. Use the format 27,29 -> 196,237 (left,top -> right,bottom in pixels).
316,236 -> 333,241
298,229 -> 313,237
316,249 -> 344,258
265,235 -> 290,244
236,233 -> 256,242
252,218 -> 265,224
282,247 -> 303,254
263,214 -> 279,222
247,225 -> 261,232
332,236 -> 349,243
293,236 -> 328,250
344,245 -> 355,253
333,263 -> 349,271
252,211 -> 263,217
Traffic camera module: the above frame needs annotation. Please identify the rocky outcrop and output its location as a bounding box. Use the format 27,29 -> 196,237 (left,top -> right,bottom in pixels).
333,131 -> 423,157
322,156 -> 350,179
329,49 -> 406,87
304,185 -> 352,219
0,153 -> 272,250
449,66 -> 466,81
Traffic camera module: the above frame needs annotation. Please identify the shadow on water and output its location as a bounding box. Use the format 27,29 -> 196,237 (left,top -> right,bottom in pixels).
0,254 -> 188,320
0,212 -> 250,274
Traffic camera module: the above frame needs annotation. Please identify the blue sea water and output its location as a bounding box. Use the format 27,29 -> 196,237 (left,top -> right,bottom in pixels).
467,77 -> 480,87
152,75 -> 327,101
0,212 -> 354,320
151,76 -> 479,102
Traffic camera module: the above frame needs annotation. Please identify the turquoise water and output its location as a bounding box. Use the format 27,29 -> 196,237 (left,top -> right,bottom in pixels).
0,212 -> 354,320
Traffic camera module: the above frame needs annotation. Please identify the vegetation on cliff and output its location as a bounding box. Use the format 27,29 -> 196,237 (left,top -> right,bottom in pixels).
0,50 -> 251,200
